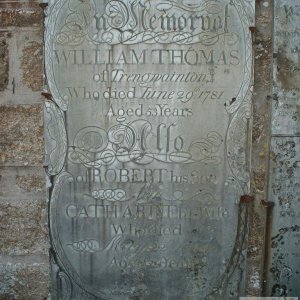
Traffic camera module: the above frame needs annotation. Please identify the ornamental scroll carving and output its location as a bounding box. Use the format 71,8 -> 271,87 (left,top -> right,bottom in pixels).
45,0 -> 254,298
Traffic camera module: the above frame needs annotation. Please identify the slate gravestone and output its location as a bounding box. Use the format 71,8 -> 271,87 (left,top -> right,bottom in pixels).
44,1 -> 254,299
267,0 -> 300,296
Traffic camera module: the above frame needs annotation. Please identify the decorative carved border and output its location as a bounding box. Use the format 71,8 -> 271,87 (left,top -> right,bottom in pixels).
49,172 -> 124,299
44,101 -> 67,176
226,0 -> 253,193
45,1 -> 69,111
45,0 -> 254,298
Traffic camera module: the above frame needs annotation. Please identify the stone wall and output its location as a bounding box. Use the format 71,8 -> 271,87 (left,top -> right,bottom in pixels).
0,0 -> 299,299
0,1 -> 49,299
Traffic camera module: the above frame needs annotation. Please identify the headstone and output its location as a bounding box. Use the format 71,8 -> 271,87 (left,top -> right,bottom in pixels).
267,0 -> 300,296
44,1 -> 254,299
268,137 -> 300,296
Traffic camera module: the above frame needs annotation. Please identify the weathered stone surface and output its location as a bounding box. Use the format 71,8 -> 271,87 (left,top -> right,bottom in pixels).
0,38 -> 9,92
0,167 -> 45,199
245,0 -> 273,296
0,199 -> 48,255
46,0 -> 255,299
0,261 -> 49,300
265,0 -> 300,297
0,2 -> 50,300
3,0 -> 300,299
267,137 -> 300,296
0,2 -> 43,28
272,1 -> 300,136
0,28 -> 44,105
251,0 -> 272,180
0,105 -> 44,166
247,210 -> 265,258
245,265 -> 261,296
21,40 -> 43,91
16,173 -> 44,193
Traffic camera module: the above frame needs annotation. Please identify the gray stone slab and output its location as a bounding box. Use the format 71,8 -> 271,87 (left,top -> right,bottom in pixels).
267,137 -> 300,297
45,1 -> 254,299
272,1 -> 300,135
267,0 -> 300,296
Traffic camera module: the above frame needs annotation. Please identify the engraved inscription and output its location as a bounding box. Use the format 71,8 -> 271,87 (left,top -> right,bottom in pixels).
45,0 -> 254,298
268,1 -> 300,296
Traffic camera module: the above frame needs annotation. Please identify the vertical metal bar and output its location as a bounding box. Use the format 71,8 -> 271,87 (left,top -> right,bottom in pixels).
261,200 -> 275,296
